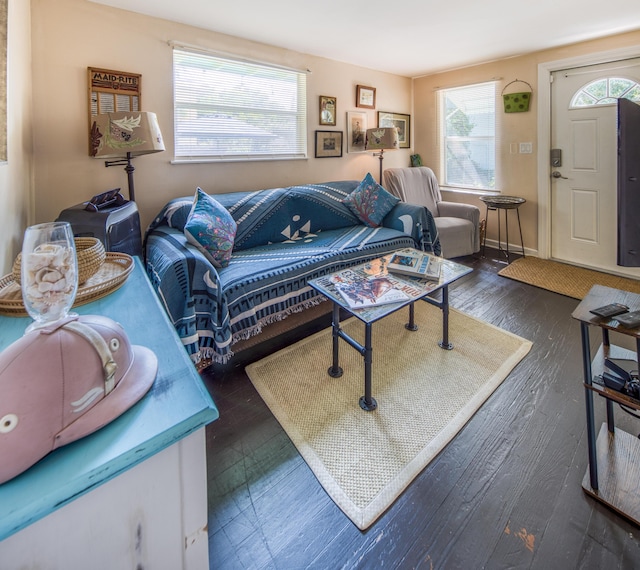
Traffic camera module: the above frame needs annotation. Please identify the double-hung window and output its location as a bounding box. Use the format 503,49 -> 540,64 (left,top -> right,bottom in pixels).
438,81 -> 496,191
173,47 -> 307,162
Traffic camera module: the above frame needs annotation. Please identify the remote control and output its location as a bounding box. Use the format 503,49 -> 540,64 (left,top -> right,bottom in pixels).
616,310 -> 640,328
589,303 -> 629,318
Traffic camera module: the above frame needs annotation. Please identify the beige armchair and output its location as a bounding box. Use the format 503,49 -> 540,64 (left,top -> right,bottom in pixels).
383,167 -> 481,258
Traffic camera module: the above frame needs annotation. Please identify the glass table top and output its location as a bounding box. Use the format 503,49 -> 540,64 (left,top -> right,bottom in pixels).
309,248 -> 472,324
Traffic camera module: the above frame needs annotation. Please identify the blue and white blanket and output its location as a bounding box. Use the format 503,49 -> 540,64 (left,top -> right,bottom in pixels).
145,181 -> 440,364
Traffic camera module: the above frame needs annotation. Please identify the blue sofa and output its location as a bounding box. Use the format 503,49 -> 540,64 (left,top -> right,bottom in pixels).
144,180 -> 440,366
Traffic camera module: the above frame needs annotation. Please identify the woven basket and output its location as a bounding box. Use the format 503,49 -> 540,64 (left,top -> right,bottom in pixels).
12,237 -> 106,286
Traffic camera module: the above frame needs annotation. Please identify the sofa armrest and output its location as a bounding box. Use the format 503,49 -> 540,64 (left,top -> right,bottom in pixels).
145,226 -> 229,364
382,202 -> 441,256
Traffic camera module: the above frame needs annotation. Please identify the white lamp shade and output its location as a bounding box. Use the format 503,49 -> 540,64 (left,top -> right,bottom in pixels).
90,111 -> 165,159
365,127 -> 399,151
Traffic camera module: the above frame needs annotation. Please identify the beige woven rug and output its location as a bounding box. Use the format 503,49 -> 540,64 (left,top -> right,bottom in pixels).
245,302 -> 532,530
498,257 -> 640,300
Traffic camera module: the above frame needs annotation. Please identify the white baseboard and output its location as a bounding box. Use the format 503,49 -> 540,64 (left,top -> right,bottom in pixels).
481,238 -> 538,258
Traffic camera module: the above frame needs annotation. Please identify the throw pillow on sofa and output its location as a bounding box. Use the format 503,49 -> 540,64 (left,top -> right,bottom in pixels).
184,188 -> 237,268
343,172 -> 399,227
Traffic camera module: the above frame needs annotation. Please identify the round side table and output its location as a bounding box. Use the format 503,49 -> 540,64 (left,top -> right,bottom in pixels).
479,195 -> 526,264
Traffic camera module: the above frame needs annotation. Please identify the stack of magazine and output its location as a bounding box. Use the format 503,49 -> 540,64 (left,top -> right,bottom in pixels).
330,267 -> 423,309
387,250 -> 442,281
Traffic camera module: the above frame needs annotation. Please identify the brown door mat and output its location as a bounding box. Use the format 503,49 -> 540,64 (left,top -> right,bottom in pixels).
498,257 -> 640,300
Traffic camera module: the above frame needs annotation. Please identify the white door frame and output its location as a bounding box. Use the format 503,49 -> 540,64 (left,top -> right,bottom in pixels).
537,45 -> 640,260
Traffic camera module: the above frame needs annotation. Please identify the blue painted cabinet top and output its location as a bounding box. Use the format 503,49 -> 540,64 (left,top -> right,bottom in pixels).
0,258 -> 218,540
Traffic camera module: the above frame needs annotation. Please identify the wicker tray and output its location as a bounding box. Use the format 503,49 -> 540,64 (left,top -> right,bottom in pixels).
0,252 -> 134,316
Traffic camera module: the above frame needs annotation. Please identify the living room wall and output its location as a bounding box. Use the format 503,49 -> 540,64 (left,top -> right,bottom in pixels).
0,0 -> 32,275
30,0 -> 412,232
413,29 -> 640,256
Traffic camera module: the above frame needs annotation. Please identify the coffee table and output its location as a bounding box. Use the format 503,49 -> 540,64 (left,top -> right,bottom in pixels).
309,249 -> 472,411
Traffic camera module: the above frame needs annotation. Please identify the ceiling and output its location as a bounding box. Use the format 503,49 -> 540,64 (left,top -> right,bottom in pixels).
90,0 -> 640,77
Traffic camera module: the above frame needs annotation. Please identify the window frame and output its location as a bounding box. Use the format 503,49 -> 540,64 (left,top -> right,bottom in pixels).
438,81 -> 498,193
172,46 -> 308,163
569,76 -> 640,108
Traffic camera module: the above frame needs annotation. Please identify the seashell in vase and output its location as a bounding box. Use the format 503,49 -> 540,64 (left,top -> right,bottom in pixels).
20,222 -> 79,331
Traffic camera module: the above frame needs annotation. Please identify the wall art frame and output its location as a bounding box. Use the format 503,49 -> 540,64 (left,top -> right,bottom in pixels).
88,67 -> 142,155
319,95 -> 337,126
356,85 -> 376,109
346,111 -> 367,153
378,111 -> 410,148
315,130 -> 343,158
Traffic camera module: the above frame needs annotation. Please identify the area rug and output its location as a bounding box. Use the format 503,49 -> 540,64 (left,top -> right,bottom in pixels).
498,256 -> 640,300
245,302 -> 532,530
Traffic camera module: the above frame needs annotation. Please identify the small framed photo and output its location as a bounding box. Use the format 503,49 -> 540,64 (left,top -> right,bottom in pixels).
319,95 -> 337,126
315,130 -> 343,158
347,111 -> 367,153
378,111 -> 411,148
356,85 -> 376,109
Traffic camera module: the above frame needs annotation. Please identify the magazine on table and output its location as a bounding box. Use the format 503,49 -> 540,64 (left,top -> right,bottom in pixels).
387,250 -> 442,281
329,266 -> 435,309
330,269 -> 409,309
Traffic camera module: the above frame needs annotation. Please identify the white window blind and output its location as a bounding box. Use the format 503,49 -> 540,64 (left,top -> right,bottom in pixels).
439,81 -> 496,190
173,48 -> 307,161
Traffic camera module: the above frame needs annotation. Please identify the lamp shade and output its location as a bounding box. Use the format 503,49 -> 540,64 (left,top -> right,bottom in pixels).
365,127 -> 399,152
90,111 -> 165,159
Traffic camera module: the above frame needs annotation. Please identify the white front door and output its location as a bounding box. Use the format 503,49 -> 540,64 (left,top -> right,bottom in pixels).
550,59 -> 640,277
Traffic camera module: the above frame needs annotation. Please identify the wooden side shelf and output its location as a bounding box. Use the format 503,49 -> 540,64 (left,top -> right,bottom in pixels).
582,423 -> 640,525
587,343 -> 640,409
572,285 -> 640,525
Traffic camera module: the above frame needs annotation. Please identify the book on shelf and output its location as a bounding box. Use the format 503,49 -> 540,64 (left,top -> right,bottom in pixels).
387,250 -> 442,281
330,269 -> 410,309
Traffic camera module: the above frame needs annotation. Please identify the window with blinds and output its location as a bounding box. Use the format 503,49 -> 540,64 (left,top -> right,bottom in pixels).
439,81 -> 496,190
173,48 -> 307,161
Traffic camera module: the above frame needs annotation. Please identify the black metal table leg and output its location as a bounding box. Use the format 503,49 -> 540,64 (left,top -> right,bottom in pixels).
497,208 -> 503,259
359,323 -> 377,411
439,285 -> 453,350
602,328 -> 615,433
516,208 -> 525,258
481,205 -> 490,257
328,302 -> 343,378
581,322 -> 598,491
405,302 -> 418,331
504,209 -> 511,263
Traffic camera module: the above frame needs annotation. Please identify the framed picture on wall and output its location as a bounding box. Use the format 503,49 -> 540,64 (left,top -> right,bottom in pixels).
378,111 -> 410,148
88,67 -> 142,155
319,95 -> 337,126
315,130 -> 343,158
356,85 -> 376,109
347,111 -> 367,153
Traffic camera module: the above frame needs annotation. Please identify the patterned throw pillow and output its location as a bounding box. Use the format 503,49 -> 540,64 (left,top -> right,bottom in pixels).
184,188 -> 237,268
343,172 -> 400,227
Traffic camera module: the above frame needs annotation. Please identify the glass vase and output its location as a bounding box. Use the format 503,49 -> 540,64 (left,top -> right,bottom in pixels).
20,222 -> 78,331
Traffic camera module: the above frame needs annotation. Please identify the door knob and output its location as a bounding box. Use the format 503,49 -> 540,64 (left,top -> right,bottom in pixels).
552,171 -> 568,179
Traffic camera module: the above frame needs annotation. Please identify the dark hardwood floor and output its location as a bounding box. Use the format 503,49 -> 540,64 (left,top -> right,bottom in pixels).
200,250 -> 640,569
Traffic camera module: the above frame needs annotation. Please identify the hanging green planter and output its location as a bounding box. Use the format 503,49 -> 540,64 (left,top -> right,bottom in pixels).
502,79 -> 533,113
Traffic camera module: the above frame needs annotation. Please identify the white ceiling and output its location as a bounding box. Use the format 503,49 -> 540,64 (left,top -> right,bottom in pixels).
90,0 -> 640,77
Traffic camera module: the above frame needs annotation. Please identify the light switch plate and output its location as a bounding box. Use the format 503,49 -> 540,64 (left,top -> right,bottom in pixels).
519,142 -> 533,154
